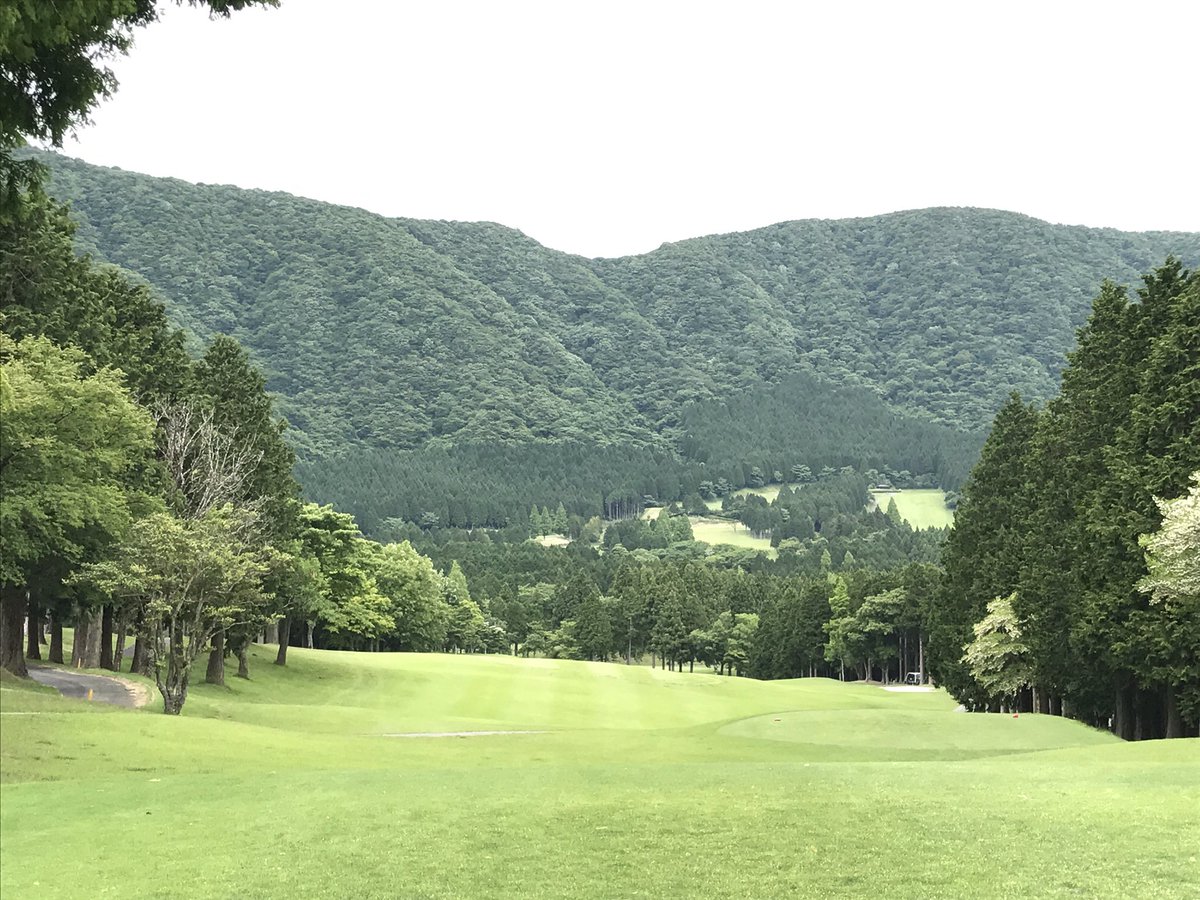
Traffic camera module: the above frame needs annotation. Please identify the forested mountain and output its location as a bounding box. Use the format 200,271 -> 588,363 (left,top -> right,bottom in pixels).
28,150 -> 1199,525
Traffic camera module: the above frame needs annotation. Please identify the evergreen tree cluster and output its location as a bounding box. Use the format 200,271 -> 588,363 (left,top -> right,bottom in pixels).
931,261 -> 1200,738
399,533 -> 941,684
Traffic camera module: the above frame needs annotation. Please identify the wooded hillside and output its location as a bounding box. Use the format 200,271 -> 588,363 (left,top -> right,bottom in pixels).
29,150 -> 1199,522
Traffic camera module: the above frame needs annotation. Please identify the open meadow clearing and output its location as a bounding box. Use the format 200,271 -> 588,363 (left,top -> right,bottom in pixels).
689,517 -> 775,554
3,650 -> 1197,899
870,488 -> 955,529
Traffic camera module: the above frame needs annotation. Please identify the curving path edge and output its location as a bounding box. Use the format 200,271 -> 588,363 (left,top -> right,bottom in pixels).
27,665 -> 152,709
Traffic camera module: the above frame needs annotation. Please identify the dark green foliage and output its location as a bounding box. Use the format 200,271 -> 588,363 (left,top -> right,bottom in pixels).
0,190 -> 190,401
933,395 -> 1041,701
0,1 -> 275,147
935,261 -> 1200,737
191,335 -> 299,539
24,151 -> 1199,525
679,373 -> 983,489
0,1 -> 275,213
591,210 -> 1198,430
298,443 -> 701,535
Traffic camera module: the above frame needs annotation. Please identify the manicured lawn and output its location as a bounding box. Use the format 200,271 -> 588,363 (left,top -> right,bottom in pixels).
871,488 -> 955,529
2,649 -> 1196,899
690,516 -> 775,554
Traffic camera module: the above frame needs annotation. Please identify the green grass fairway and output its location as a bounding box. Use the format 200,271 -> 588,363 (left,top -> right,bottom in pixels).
690,516 -> 775,554
3,651 -> 1197,899
639,509 -> 774,555
871,488 -> 955,529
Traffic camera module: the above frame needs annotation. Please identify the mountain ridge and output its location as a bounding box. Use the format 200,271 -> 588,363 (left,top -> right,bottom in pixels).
25,151 -> 1200,479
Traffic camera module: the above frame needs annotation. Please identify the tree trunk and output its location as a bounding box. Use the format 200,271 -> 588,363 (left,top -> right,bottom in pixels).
99,604 -> 115,670
1134,688 -> 1162,741
1165,686 -> 1184,739
1036,688 -> 1050,714
205,628 -> 225,686
0,586 -> 29,677
264,619 -> 278,645
305,621 -> 314,649
275,616 -> 291,666
155,627 -> 191,715
131,633 -> 149,676
83,609 -> 103,668
49,615 -> 64,664
918,633 -> 925,683
1114,684 -> 1134,740
71,612 -> 89,667
113,617 -> 127,672
236,644 -> 250,679
25,595 -> 42,661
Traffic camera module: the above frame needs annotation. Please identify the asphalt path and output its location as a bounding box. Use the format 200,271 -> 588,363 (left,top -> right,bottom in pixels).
27,665 -> 144,708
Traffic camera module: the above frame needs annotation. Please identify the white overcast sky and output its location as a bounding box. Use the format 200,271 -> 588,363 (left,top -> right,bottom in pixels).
59,0 -> 1200,258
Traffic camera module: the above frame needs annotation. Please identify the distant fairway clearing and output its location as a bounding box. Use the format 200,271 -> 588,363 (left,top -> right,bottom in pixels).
870,488 -> 954,529
690,517 -> 774,554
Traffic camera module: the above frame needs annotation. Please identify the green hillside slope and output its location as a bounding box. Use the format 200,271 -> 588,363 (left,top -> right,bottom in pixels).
26,151 -> 1198,521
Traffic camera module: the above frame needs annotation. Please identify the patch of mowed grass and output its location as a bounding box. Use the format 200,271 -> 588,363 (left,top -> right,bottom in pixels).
871,488 -> 955,529
3,650 -> 1197,899
690,516 -> 775,554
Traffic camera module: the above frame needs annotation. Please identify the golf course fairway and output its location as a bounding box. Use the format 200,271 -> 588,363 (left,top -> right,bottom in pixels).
2,648 -> 1197,898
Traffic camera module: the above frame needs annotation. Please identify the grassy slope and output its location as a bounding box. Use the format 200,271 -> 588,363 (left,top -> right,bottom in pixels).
690,517 -> 776,554
643,506 -> 775,555
2,649 -> 1197,899
871,488 -> 955,529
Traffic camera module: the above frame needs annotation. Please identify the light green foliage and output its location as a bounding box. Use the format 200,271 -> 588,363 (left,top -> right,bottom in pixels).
578,515 -> 604,544
692,610 -> 760,675
74,505 -> 273,713
885,496 -> 903,524
372,541 -> 448,651
0,334 -> 154,585
294,503 -> 367,638
1137,473 -> 1200,720
442,561 -> 485,652
1139,472 -> 1200,606
317,541 -> 394,647
823,576 -> 856,675
962,593 -> 1033,704
5,649 -> 1196,899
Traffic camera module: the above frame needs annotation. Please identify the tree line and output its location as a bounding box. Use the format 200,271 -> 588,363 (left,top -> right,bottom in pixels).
0,170 -> 473,714
929,261 -> 1199,738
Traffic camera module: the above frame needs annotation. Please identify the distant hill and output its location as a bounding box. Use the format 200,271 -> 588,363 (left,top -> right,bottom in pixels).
26,150 -> 1199,524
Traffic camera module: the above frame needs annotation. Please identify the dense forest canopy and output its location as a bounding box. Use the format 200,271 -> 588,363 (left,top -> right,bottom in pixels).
21,150 -> 1200,525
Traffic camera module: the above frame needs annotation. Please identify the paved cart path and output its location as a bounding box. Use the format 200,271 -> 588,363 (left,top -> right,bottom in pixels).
27,665 -> 151,708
